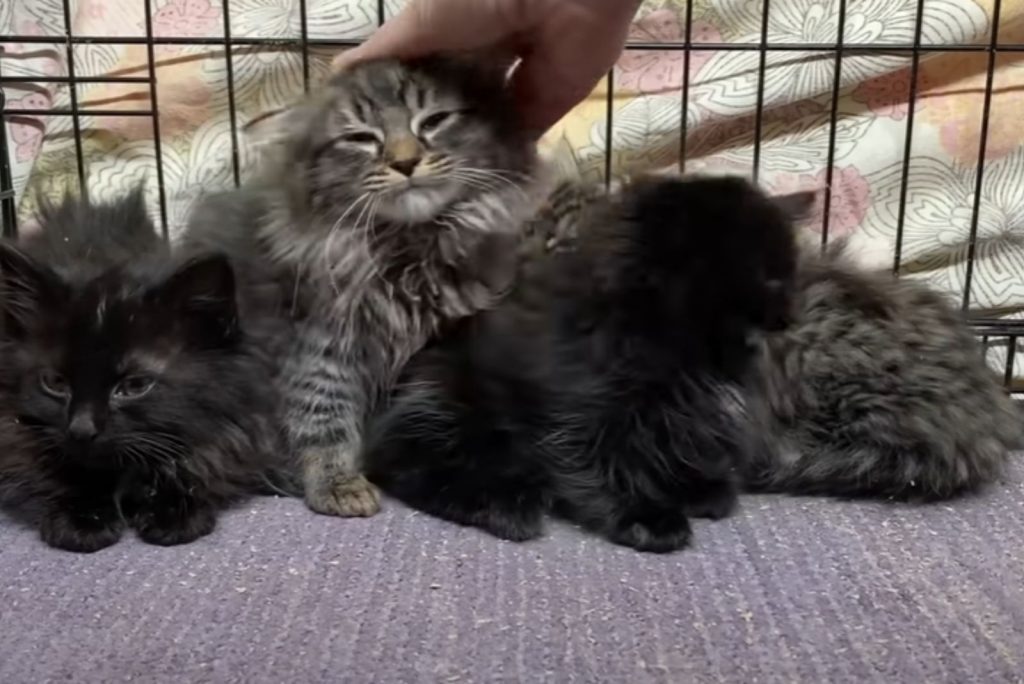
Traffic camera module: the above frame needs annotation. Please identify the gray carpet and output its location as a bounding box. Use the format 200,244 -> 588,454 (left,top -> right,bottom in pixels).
2,460 -> 1023,683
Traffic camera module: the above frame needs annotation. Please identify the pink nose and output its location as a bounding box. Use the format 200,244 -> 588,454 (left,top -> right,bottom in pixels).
390,157 -> 421,177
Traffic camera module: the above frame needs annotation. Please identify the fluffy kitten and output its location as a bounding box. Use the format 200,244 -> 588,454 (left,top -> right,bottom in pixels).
185,57 -> 543,518
743,243 -> 1021,500
366,176 -> 801,552
524,178 -> 1019,501
0,191 -> 288,553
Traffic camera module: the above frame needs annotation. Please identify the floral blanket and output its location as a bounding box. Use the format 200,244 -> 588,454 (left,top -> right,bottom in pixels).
3,0 -> 1024,376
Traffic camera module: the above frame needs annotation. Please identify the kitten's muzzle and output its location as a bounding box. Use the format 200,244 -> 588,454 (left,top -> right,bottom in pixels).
68,408 -> 99,442
389,156 -> 422,177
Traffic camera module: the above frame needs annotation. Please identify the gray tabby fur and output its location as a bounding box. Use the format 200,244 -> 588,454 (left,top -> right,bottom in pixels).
184,57 -> 545,517
744,242 -> 1020,499
537,178 -> 1019,500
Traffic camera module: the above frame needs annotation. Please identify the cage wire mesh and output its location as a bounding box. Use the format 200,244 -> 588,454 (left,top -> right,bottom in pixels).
2,0 -> 1024,390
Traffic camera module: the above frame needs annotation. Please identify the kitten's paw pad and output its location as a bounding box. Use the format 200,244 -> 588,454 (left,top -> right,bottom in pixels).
306,475 -> 381,518
40,513 -> 123,553
137,508 -> 216,546
608,509 -> 692,554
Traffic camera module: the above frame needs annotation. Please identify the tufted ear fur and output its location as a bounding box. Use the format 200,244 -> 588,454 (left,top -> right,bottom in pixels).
0,241 -> 68,338
240,99 -> 321,153
772,190 -> 819,223
150,253 -> 240,349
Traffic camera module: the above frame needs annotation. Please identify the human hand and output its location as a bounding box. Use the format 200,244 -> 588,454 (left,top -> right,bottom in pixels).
332,0 -> 642,134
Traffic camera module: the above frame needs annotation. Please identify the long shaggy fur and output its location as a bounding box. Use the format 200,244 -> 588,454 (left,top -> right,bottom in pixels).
524,178 -> 1019,501
744,243 -> 1020,500
366,176 -> 799,552
184,57 -> 544,519
0,191 -> 289,553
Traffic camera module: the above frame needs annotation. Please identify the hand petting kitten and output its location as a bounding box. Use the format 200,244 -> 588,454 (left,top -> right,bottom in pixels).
184,57 -> 546,520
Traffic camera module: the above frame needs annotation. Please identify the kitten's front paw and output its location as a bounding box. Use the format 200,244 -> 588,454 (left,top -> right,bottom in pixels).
40,510 -> 123,553
305,474 -> 381,518
136,506 -> 216,547
607,506 -> 692,554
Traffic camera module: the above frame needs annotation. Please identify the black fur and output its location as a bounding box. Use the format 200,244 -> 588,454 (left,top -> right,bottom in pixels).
0,191 -> 290,553
510,178 -> 1020,502
366,176 -> 801,552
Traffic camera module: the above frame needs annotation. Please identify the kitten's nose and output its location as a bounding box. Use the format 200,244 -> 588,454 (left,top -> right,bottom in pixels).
389,157 -> 421,177
68,410 -> 98,442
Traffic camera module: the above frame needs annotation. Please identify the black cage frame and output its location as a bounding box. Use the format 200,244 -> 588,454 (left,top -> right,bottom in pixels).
2,0 -> 1024,391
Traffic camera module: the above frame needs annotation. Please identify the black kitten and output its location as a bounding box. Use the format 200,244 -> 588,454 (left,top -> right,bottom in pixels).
0,191 -> 289,553
366,176 -> 804,552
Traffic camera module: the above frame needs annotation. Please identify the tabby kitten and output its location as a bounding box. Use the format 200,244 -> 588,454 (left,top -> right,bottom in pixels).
524,178 -> 1020,500
185,57 -> 543,519
0,191 -> 287,552
743,243 -> 1020,500
366,176 -> 801,552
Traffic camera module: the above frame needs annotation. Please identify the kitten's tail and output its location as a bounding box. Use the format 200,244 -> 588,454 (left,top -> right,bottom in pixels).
742,436 -> 1017,501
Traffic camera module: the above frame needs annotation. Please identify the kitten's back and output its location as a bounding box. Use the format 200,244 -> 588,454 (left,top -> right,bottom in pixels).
747,243 -> 1021,499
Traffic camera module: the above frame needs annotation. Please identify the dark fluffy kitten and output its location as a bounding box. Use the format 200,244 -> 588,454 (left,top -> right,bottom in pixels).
185,56 -> 543,520
516,178 -> 1020,501
743,243 -> 1021,500
0,191 -> 288,553
366,176 -> 802,552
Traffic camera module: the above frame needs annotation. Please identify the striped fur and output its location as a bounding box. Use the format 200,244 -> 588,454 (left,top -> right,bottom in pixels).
185,57 -> 544,517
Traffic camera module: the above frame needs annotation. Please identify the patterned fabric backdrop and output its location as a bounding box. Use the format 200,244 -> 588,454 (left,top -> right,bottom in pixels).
3,0 -> 1024,375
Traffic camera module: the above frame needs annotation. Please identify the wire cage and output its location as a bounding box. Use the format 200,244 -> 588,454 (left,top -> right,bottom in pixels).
2,0 -> 1024,391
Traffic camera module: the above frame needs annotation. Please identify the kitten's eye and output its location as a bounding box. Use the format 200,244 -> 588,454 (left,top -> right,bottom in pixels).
38,370 -> 70,399
113,375 -> 156,400
418,111 -> 456,134
341,131 -> 380,145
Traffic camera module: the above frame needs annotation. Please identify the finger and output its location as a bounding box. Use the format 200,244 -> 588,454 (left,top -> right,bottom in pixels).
332,0 -> 530,72
511,55 -> 600,135
510,1 -> 637,134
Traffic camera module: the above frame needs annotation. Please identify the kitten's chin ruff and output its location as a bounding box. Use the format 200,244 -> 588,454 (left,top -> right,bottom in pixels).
375,184 -> 463,224
61,440 -> 119,466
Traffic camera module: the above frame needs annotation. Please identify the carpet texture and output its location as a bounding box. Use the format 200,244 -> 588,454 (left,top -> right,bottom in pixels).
2,459 -> 1023,684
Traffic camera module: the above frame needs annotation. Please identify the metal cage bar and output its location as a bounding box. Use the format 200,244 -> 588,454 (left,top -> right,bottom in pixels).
220,0 -> 242,188
1,0 -> 1022,390
819,0 -> 849,247
892,0 -> 928,276
143,0 -> 169,238
961,0 -> 1005,311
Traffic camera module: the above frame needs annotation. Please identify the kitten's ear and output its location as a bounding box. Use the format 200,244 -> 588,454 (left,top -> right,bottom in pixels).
156,254 -> 239,347
0,242 -> 66,337
123,183 -> 150,222
242,104 -> 311,150
34,188 -> 78,226
773,191 -> 818,222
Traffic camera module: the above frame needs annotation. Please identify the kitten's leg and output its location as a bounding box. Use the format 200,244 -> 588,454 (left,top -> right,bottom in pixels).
554,470 -> 694,554
284,335 -> 380,518
606,502 -> 694,554
603,475 -> 737,552
368,410 -> 548,542
133,480 -> 217,547
40,467 -> 123,553
301,443 -> 380,518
